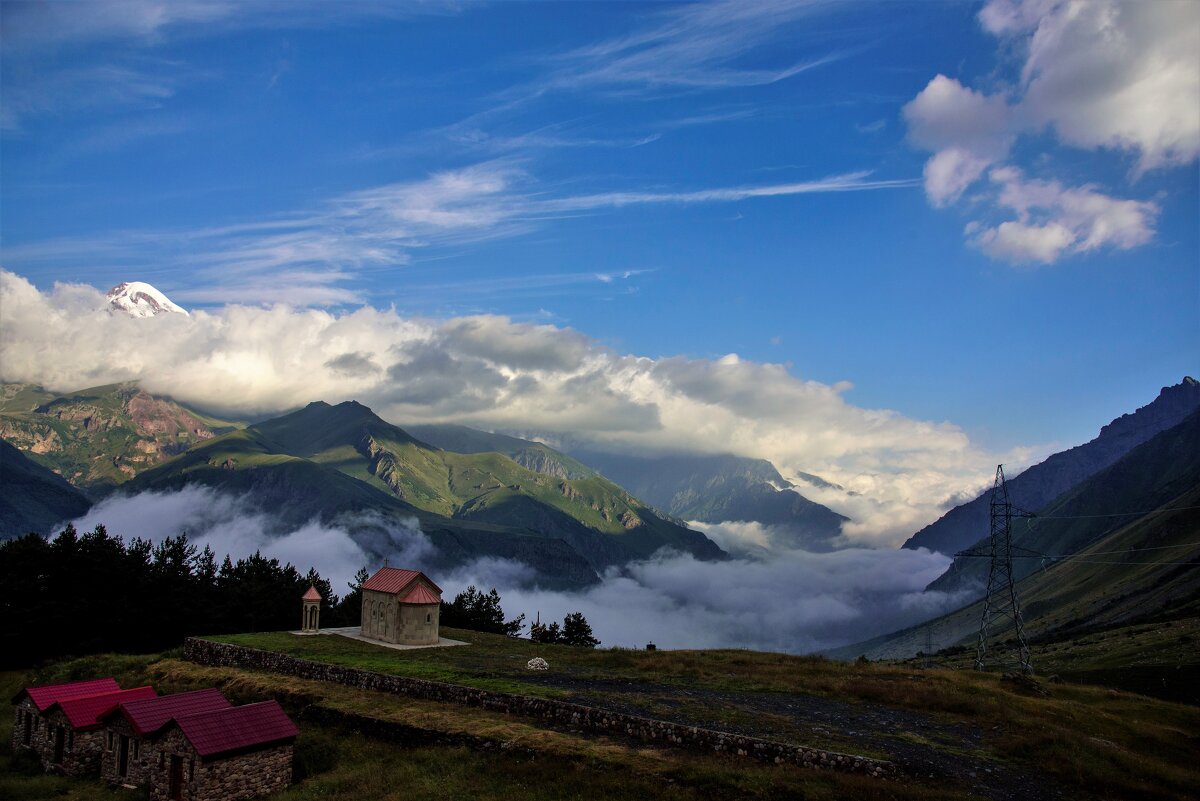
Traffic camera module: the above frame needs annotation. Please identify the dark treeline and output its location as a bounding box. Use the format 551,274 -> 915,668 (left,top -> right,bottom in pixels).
1,524 -> 600,669
0,524 -> 359,669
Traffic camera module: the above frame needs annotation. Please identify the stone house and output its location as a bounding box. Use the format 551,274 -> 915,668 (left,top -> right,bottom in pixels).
39,687 -> 158,775
360,566 -> 442,645
98,688 -> 230,788
147,700 -> 298,801
12,678 -> 120,756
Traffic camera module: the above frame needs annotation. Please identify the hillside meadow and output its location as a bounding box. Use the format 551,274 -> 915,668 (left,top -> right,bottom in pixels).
3,629 -> 1197,800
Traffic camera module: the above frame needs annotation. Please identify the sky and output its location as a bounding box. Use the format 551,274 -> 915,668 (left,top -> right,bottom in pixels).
1,0 -> 1198,546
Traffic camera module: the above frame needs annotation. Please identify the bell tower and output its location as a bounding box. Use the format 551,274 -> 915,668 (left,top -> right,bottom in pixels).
301,586 -> 322,633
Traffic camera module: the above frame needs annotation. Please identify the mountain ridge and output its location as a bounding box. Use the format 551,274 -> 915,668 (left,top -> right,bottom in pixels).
903,376 -> 1200,559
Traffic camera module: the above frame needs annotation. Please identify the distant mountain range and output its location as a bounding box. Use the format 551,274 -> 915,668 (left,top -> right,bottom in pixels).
904,377 -> 1200,563
0,384 -> 724,589
565,451 -> 849,552
406,425 -> 849,552
832,405 -> 1200,661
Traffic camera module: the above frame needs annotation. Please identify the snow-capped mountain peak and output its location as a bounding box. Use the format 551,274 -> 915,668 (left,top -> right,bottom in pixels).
106,282 -> 189,318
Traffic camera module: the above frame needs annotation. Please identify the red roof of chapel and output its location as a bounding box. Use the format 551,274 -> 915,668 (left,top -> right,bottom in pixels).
171,701 -> 299,759
14,678 -> 121,712
401,583 -> 441,605
302,585 -> 322,601
100,688 -> 231,736
361,566 -> 442,598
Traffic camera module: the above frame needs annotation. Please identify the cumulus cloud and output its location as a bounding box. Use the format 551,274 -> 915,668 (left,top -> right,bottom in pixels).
970,166 -> 1158,263
1,270 -> 1033,546
903,75 -> 1014,206
66,487 -> 971,653
990,0 -> 1200,172
903,0 -> 1197,263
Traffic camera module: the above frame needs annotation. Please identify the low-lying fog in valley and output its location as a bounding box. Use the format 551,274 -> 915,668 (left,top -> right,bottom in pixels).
71,487 -> 972,653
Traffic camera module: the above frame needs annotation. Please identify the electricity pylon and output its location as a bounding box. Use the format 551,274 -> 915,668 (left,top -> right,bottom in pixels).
974,465 -> 1033,673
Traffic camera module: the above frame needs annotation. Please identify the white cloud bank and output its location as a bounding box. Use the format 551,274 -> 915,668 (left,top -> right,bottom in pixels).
65,487 -> 969,653
0,270 -> 1037,546
903,0 -> 1197,264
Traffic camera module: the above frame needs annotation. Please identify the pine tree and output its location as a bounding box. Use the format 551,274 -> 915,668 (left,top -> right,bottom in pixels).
560,612 -> 599,648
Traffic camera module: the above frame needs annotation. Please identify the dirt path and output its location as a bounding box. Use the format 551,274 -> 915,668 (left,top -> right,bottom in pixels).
520,674 -> 1071,801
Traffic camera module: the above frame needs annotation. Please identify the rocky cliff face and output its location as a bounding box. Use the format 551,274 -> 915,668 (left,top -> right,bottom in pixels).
903,377 -> 1200,557
0,383 -> 232,493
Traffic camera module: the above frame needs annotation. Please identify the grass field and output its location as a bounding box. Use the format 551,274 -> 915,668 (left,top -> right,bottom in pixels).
3,633 -> 1198,801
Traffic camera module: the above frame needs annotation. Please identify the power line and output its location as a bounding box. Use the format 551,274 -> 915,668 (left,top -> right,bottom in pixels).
955,542 -> 1200,561
1020,505 -> 1200,521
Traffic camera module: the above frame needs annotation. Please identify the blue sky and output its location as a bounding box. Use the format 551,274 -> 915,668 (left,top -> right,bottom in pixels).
1,0 -> 1197,475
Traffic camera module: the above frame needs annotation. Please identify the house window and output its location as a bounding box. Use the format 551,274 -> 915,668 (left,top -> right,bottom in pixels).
189,759 -> 195,781
68,731 -> 74,749
426,612 -> 431,623
159,751 -> 165,769
107,731 -> 115,751
133,739 -> 141,759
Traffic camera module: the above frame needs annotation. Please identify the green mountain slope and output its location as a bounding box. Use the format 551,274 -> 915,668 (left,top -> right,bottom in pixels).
831,409 -> 1200,662
568,450 -> 848,551
405,423 -> 598,480
0,438 -> 93,537
0,382 -> 242,494
928,405 -> 1200,593
249,402 -> 723,568
123,427 -> 599,589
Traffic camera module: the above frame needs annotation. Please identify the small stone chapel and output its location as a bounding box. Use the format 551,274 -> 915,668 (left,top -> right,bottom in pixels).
360,566 -> 442,645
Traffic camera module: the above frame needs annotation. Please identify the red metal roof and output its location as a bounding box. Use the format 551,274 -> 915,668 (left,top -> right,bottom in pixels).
100,689 -> 231,736
399,582 -> 441,605
14,678 -> 121,712
361,566 -> 442,595
172,701 -> 299,759
52,687 -> 157,731
302,585 -> 322,601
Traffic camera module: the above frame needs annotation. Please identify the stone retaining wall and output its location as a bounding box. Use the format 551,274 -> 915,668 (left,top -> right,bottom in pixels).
184,638 -> 894,777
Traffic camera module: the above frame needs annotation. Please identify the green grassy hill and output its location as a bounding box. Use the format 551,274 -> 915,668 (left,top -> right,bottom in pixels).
0,382 -> 242,496
831,412 -> 1200,675
8,632 -> 1200,801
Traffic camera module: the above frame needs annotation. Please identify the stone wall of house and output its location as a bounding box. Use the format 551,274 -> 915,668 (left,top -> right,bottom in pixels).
361,588 -> 391,641
361,589 -> 439,645
397,602 -> 439,645
148,728 -> 292,801
37,709 -> 105,775
184,638 -> 894,777
12,699 -> 41,752
100,715 -> 153,787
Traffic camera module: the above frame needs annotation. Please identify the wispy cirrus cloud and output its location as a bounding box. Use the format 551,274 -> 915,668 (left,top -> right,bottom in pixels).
0,0 -> 466,130
2,162 -> 914,306
541,0 -> 844,92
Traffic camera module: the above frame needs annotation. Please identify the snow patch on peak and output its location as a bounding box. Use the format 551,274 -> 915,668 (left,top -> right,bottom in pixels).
106,282 -> 189,318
